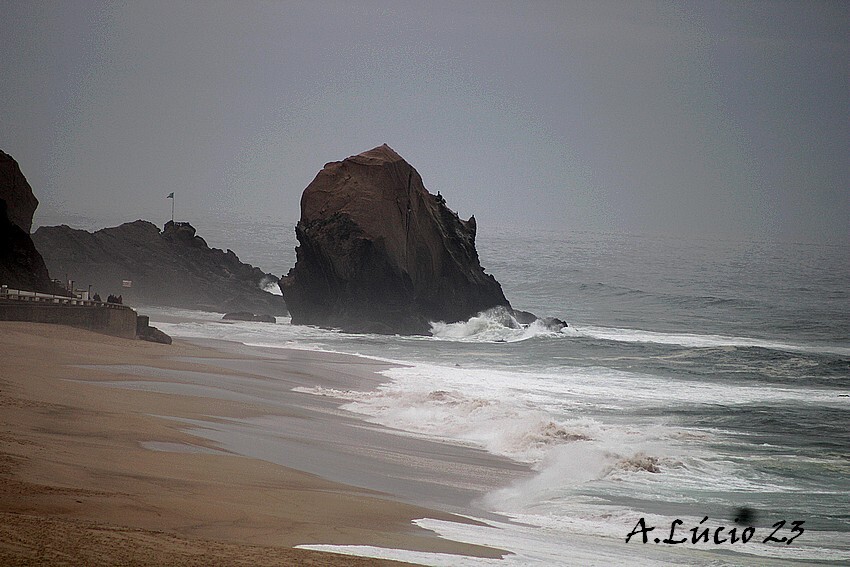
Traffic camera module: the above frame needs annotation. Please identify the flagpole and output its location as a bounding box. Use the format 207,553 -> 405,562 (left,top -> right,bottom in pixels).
167,192 -> 175,223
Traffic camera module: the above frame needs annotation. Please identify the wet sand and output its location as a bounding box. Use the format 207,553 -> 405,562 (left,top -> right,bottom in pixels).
0,322 -> 524,566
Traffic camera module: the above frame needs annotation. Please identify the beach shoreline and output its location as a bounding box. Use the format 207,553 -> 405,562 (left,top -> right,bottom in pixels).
0,321 -> 518,566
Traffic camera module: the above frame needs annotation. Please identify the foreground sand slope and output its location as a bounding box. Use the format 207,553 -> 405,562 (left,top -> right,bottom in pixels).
0,322 -> 498,566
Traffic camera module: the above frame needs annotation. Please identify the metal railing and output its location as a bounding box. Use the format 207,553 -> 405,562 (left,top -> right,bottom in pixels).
0,286 -> 132,310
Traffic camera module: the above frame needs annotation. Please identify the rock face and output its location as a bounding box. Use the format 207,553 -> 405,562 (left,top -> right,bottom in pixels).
281,144 -> 510,334
33,220 -> 288,315
0,150 -> 38,233
0,150 -> 55,293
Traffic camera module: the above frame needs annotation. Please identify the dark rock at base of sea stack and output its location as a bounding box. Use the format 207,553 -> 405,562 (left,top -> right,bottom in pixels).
281,144 -> 511,335
513,309 -> 569,331
33,220 -> 288,315
0,150 -> 57,294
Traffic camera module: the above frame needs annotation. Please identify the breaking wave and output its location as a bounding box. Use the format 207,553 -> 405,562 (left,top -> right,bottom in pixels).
610,452 -> 662,474
573,325 -> 850,356
428,306 -> 848,356
293,383 -> 598,465
430,306 -> 571,343
259,275 -> 282,295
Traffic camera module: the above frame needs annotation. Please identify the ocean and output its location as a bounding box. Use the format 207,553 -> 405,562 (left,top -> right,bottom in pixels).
37,214 -> 850,565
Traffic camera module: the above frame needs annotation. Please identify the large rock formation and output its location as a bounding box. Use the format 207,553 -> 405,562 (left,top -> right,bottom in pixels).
33,220 -> 287,315
281,144 -> 511,334
0,150 -> 56,293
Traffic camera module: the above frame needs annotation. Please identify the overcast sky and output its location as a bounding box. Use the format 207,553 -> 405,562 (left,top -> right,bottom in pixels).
2,0 -> 848,244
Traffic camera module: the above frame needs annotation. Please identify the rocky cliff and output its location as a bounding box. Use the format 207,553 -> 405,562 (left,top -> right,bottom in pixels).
281,144 -> 511,334
0,150 -> 39,233
33,220 -> 287,315
0,150 -> 56,293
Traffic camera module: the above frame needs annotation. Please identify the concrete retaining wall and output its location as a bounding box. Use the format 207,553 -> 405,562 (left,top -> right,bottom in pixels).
0,301 -> 138,339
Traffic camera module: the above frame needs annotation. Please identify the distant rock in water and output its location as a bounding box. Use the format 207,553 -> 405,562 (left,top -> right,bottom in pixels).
222,311 -> 276,323
0,150 -> 57,294
281,144 -> 512,334
33,220 -> 288,315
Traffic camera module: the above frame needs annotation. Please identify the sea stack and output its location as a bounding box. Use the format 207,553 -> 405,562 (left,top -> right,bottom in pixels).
281,144 -> 511,334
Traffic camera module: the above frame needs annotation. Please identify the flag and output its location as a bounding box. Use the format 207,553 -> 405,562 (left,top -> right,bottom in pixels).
167,192 -> 174,198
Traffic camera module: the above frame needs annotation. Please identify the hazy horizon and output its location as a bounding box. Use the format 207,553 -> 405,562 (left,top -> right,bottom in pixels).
3,1 -> 848,246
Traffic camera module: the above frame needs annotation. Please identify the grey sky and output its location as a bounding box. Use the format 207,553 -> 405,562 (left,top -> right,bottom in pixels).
2,0 -> 848,244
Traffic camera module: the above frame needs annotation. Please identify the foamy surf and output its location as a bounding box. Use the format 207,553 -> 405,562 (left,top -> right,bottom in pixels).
294,382 -> 607,465
136,225 -> 850,566
296,515 -> 683,566
148,302 -> 849,566
574,324 -> 850,356
290,352 -> 850,563
298,512 -> 831,566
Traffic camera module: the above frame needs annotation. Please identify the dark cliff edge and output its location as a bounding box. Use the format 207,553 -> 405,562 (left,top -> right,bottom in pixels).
0,150 -> 58,294
33,220 -> 287,315
281,144 -> 560,335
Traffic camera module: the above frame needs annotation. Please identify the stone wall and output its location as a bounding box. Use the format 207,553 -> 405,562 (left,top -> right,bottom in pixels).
0,301 -> 138,339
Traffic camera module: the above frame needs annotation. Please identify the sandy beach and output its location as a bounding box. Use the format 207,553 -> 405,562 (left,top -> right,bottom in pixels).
0,321 -> 522,566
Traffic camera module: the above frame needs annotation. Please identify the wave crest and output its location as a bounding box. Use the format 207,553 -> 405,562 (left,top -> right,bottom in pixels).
259,275 -> 282,295
612,452 -> 662,474
430,306 -> 570,343
538,421 -> 592,443
294,383 -> 595,464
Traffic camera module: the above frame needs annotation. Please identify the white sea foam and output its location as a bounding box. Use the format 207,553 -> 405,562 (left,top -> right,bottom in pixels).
294,385 -> 599,464
294,358 -> 849,471
298,512 -> 829,566
294,362 -> 700,472
296,515 -> 681,566
293,356 -> 848,560
137,305 -> 226,322
153,314 -> 332,350
428,307 -> 850,358
299,506 -> 850,565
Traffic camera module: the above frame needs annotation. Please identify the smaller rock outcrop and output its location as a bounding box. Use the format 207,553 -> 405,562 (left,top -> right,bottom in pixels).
136,315 -> 172,344
513,309 -> 568,331
33,220 -> 287,315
